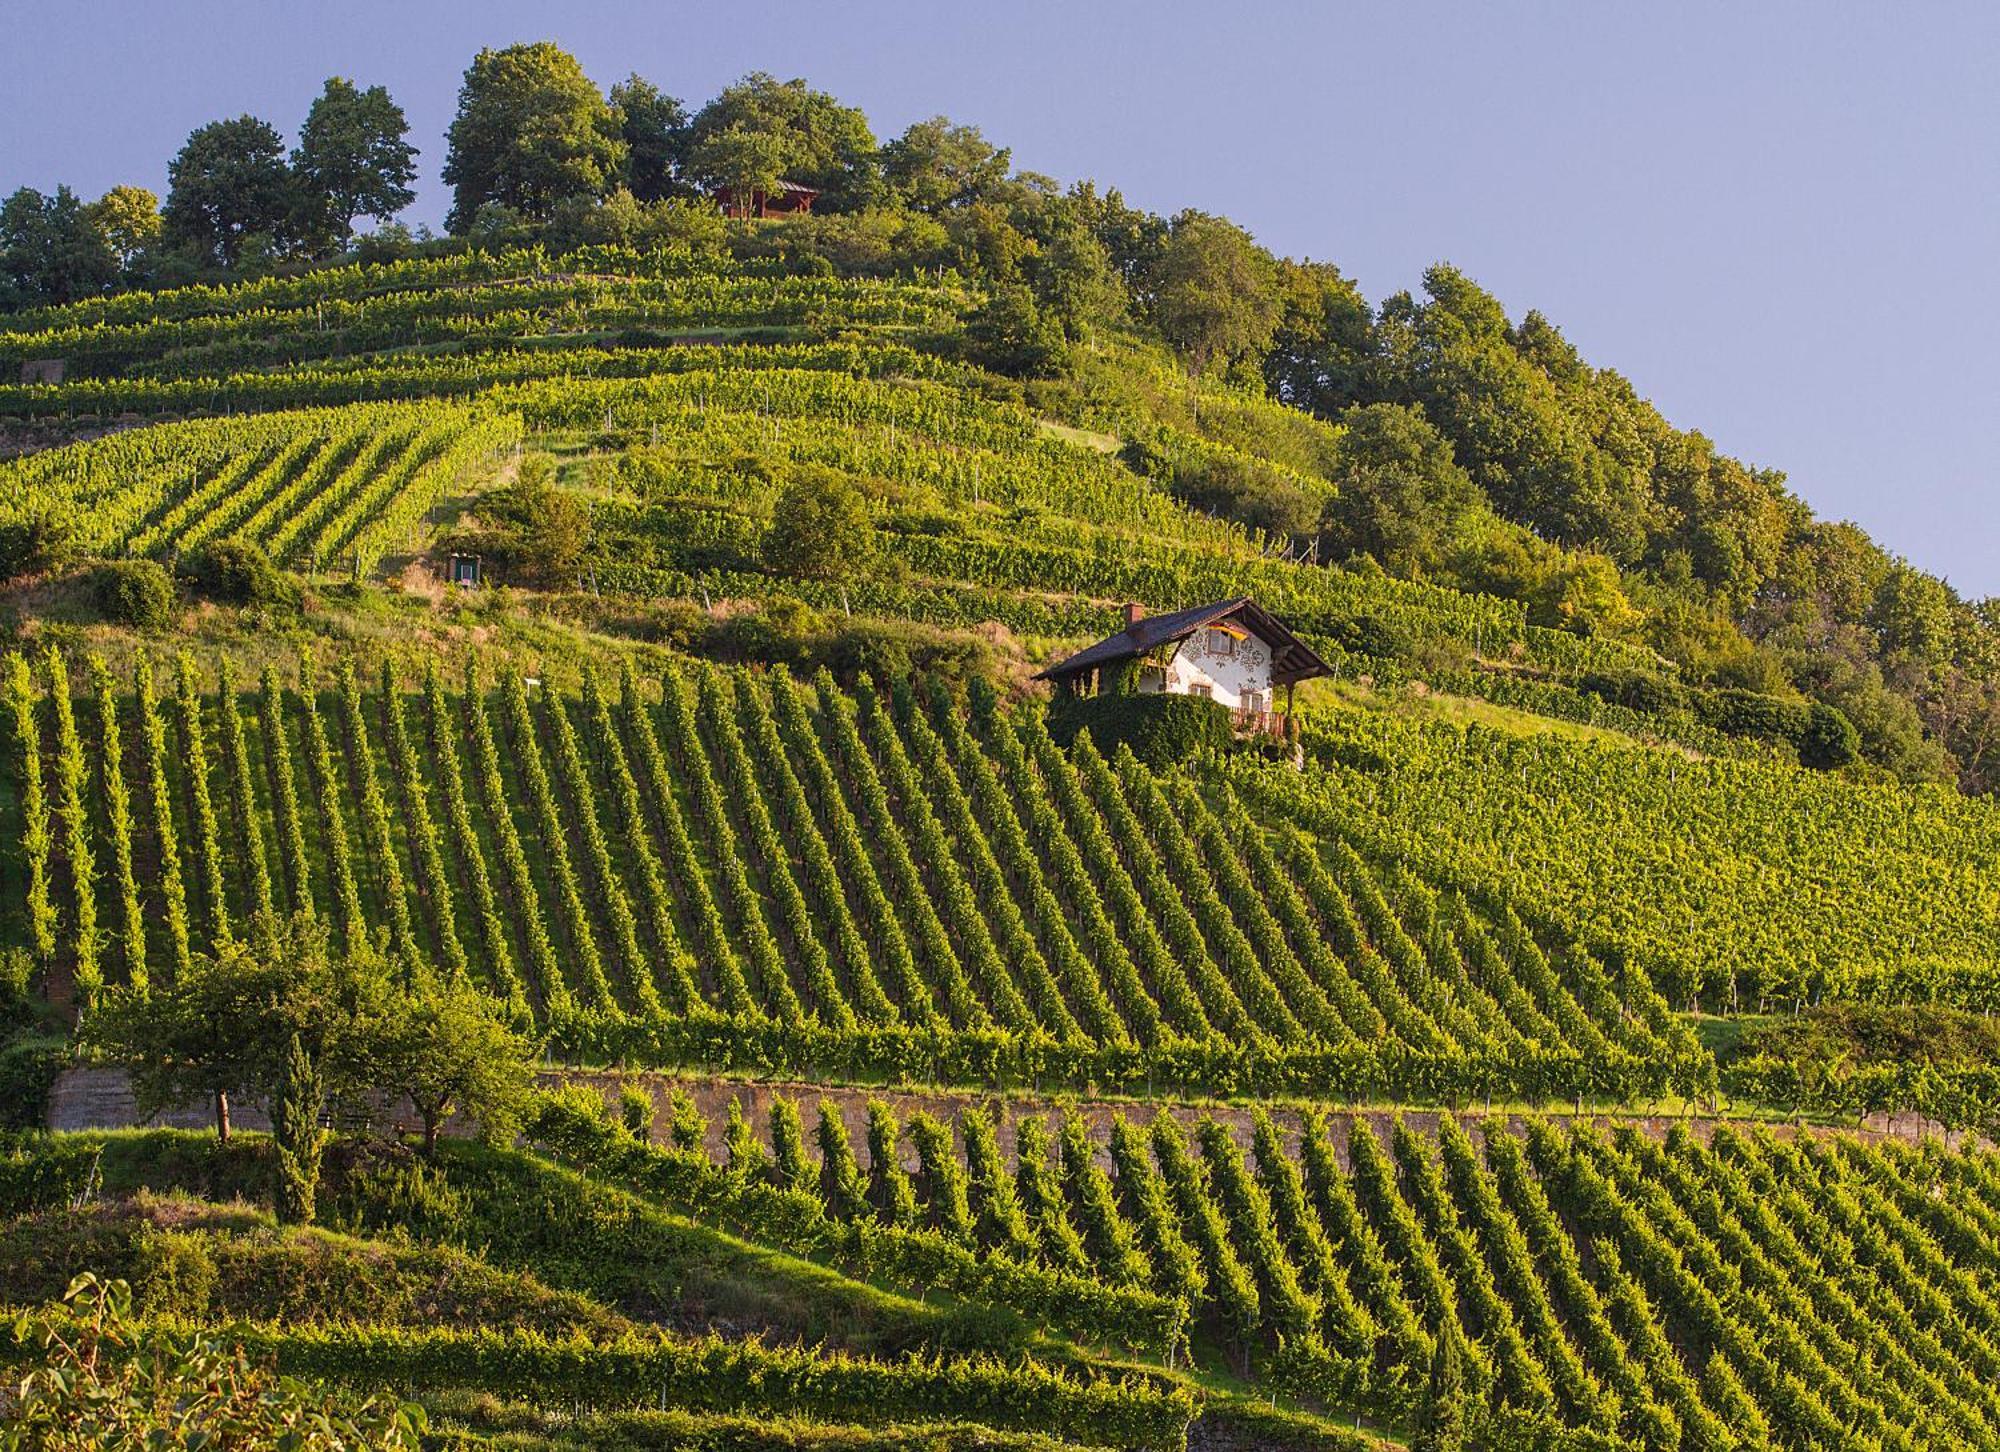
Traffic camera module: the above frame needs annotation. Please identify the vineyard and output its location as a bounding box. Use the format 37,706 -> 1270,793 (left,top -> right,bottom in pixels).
2,650 -> 1705,1103
5,239 -> 2000,1450
525,1088 -> 2000,1452
0,401 -> 519,573
1229,710 -> 2000,1013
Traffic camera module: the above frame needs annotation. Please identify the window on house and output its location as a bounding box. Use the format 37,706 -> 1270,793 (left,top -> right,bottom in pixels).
1208,629 -> 1236,656
1189,683 -> 1213,699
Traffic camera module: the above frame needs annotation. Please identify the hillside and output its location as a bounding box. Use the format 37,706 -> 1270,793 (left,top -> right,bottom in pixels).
5,57 -> 2000,1450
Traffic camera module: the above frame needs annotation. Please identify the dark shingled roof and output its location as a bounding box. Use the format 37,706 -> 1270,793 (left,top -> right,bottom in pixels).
1033,597 -> 1332,688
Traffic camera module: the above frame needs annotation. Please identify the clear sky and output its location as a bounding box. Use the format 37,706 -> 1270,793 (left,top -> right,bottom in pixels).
5,2 -> 1995,594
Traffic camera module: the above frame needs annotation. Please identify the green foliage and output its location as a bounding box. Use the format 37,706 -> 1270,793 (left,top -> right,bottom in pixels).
0,184 -> 116,308
762,465 -> 879,580
177,538 -> 296,607
1158,450 -> 1319,537
0,508 -> 76,580
5,1272 -> 424,1449
271,1034 -> 328,1224
88,559 -> 176,631
294,77 -> 419,243
162,115 -> 298,268
1412,1325 -> 1468,1452
609,76 -> 690,203
961,283 -> 1068,377
619,1083 -> 657,1141
469,453 -> 594,585
1044,695 -> 1234,768
1319,402 -> 1481,574
1145,212 -> 1281,375
685,74 -> 881,212
443,43 -> 626,232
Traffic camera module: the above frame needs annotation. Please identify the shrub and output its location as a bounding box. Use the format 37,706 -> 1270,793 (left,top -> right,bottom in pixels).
1799,702 -> 1861,770
762,466 -> 878,581
89,559 -> 177,631
178,539 -> 296,608
1045,692 -> 1234,767
0,510 -> 77,580
1578,669 -> 1690,718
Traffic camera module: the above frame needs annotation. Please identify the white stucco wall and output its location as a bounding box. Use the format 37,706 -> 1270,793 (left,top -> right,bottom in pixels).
1144,624 -> 1274,709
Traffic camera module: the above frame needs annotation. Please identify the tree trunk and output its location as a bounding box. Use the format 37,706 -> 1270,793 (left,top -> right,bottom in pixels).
215,1089 -> 231,1143
423,1111 -> 441,1156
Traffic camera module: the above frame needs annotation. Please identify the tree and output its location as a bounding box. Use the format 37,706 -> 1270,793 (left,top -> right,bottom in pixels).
1145,211 -> 1280,374
762,466 -> 878,579
87,913 -> 386,1142
1163,453 -> 1318,538
881,116 -> 1011,212
441,43 -> 625,232
471,454 -> 593,585
1263,257 -> 1377,414
8,1273 -> 424,1449
270,1033 -> 328,1223
0,186 -> 117,307
685,125 -> 790,211
609,75 -> 688,202
1320,402 -> 1482,574
1872,562 -> 1956,666
162,116 -> 298,267
1412,1324 -> 1467,1452
1532,551 -> 1643,637
87,185 -> 162,276
293,77 -> 418,247
369,979 -> 535,1154
1030,216 -> 1125,342
685,73 -> 880,211
961,282 -> 1068,377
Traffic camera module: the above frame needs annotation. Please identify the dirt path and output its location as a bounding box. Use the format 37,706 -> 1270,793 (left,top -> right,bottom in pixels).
47,1065 -> 1962,1170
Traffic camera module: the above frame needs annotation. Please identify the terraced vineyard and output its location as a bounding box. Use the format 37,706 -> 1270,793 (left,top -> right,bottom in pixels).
0,248 -> 966,379
1227,710 -> 2000,1013
4,650 -> 1705,1102
532,1088 -> 2000,1451
0,401 -> 519,572
5,223 -> 2000,1452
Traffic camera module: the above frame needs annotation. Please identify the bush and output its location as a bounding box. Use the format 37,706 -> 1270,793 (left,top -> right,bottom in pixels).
1045,692 -> 1234,767
178,539 -> 296,608
1799,702 -> 1862,770
1698,687 -> 1812,745
762,466 -> 879,581
89,560 -> 177,631
1578,669 -> 1690,718
0,511 -> 77,581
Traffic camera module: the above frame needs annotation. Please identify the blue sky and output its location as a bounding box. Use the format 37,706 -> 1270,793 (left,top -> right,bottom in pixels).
5,1 -> 1995,594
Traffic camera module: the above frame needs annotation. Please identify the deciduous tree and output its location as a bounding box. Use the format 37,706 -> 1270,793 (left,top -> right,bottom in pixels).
294,77 -> 418,246
162,116 -> 298,267
442,43 -> 625,232
1145,211 -> 1280,374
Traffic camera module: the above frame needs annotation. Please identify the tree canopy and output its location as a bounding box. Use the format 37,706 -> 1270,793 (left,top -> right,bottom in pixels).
162,116 -> 298,267
294,77 -> 419,243
1146,211 -> 1282,375
685,73 -> 879,211
442,42 -> 626,232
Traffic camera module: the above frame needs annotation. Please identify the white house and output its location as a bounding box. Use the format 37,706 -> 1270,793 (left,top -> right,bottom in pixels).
1034,597 -> 1331,722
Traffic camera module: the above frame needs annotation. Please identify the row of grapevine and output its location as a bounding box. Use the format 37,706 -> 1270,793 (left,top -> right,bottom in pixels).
1,652 -> 1700,1106
0,270 -> 968,378
1229,707 -> 2000,1013
544,1088 -> 2000,1450
0,402 -> 521,570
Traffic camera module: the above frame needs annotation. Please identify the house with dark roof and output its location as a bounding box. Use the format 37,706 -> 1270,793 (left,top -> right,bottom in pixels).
1034,598 -> 1331,730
